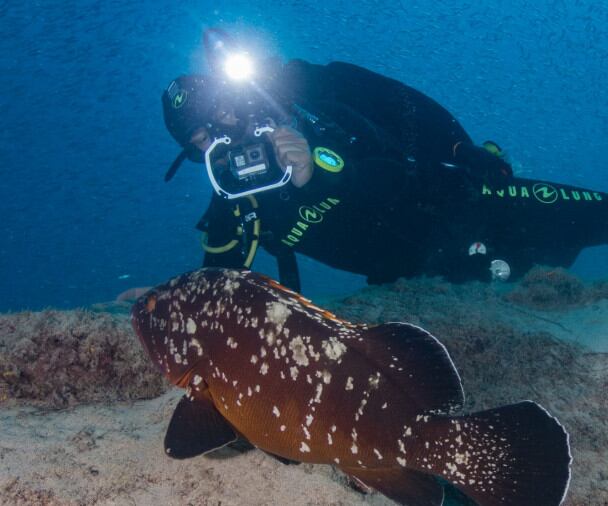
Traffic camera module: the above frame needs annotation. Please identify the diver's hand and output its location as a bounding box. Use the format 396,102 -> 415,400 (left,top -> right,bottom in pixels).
453,142 -> 513,186
268,126 -> 313,187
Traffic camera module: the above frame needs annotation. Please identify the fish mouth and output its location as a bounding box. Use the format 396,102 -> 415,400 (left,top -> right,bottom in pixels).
130,292 -> 160,363
129,291 -> 197,386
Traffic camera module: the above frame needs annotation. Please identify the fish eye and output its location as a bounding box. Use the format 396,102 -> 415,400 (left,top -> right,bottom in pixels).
145,294 -> 157,313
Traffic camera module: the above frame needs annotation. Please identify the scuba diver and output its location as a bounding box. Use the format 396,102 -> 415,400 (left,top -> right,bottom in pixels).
161,29 -> 608,293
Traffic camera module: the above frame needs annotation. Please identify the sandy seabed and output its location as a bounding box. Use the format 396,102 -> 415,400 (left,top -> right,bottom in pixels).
1,267 -> 607,506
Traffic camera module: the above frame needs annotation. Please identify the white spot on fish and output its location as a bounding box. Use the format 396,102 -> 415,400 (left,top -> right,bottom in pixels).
351,444 -> 358,454
307,344 -> 320,362
306,414 -> 314,427
251,355 -> 258,364
290,366 -> 299,381
192,375 -> 202,386
299,442 -> 310,453
368,372 -> 380,389
260,362 -> 269,375
189,338 -> 203,356
265,330 -> 276,347
226,337 -> 238,349
345,377 -> 354,391
223,277 -> 240,296
314,383 -> 323,403
398,439 -> 406,454
321,336 -> 346,360
273,406 -> 280,417
266,301 -> 292,328
186,318 -> 197,334
373,449 -> 383,460
289,336 -> 309,367
319,370 -> 332,384
280,425 -> 286,432
397,457 -> 407,467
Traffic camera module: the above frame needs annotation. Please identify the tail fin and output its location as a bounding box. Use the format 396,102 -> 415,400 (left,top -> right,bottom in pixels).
410,401 -> 571,506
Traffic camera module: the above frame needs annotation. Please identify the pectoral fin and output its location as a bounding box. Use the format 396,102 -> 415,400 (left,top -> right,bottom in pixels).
164,394 -> 237,459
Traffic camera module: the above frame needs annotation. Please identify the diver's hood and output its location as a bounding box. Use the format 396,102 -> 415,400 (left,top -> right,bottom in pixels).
162,71 -> 290,190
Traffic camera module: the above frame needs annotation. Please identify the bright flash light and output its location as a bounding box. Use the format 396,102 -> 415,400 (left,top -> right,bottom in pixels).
224,53 -> 254,81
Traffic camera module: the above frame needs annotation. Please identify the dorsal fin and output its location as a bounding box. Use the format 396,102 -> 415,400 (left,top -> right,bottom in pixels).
350,322 -> 464,416
252,272 -> 358,327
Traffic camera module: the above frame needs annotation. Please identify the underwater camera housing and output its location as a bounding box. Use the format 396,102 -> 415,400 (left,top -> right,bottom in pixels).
205,124 -> 292,199
229,142 -> 268,180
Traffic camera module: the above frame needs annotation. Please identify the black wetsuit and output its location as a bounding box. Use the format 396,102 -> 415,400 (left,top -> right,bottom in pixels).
199,61 -> 608,291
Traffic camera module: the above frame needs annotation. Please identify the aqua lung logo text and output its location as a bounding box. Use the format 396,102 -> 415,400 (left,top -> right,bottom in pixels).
482,184 -> 603,204
532,184 -> 558,204
299,206 -> 324,224
281,198 -> 341,247
172,90 -> 188,109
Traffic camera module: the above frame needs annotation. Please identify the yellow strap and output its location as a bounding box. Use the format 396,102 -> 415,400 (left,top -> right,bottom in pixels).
243,218 -> 261,268
201,232 -> 240,254
243,195 -> 260,267
201,194 -> 260,260
247,194 -> 259,208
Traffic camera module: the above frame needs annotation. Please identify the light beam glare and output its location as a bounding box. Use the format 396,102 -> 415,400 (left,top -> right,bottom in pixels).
224,53 -> 254,81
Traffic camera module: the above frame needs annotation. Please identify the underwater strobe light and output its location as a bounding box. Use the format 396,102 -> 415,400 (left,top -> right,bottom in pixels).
224,52 -> 254,81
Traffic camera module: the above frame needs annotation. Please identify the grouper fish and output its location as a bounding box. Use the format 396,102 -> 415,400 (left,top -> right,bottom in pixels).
131,268 -> 571,506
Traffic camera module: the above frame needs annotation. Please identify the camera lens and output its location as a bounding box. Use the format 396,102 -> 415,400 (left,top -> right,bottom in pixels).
249,149 -> 260,161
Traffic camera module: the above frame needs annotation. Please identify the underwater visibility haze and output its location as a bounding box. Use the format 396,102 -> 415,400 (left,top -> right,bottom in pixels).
0,2 -> 607,505
1,0 -> 608,311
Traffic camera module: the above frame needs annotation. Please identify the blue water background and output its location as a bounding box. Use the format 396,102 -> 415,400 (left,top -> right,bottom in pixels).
1,0 -> 607,312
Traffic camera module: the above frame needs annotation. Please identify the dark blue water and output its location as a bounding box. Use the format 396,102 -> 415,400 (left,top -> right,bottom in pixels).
1,0 -> 608,312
